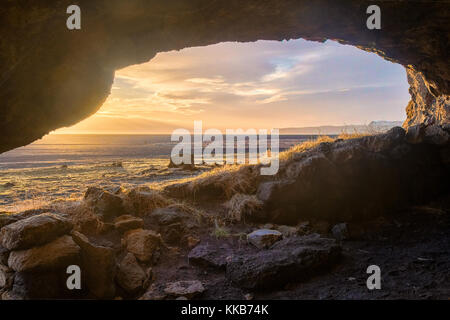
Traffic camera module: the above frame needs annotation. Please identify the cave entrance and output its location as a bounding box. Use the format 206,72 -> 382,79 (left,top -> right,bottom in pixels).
55,39 -> 410,135
0,39 -> 411,211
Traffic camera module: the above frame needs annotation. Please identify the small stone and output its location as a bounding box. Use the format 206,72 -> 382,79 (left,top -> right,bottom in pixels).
244,293 -> 253,300
331,223 -> 349,241
186,236 -> 200,248
8,235 -> 80,272
116,253 -> 147,294
122,229 -> 162,263
164,280 -> 205,299
0,213 -> 72,250
114,215 -> 144,232
247,229 -> 282,249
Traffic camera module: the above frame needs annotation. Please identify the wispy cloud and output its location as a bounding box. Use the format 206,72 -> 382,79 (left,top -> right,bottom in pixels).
55,39 -> 409,133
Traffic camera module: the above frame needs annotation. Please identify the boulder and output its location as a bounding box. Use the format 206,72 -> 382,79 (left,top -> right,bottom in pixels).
0,213 -> 72,250
188,243 -> 228,269
122,229 -> 161,263
114,215 -> 144,232
72,231 -> 116,299
84,187 -> 125,221
226,234 -> 341,290
116,253 -> 147,294
8,235 -> 80,272
247,229 -> 282,249
164,280 -> 205,299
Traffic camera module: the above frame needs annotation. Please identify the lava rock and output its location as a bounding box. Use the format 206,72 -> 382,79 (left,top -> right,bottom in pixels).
122,229 -> 162,263
8,235 -> 80,272
188,243 -> 228,269
72,231 -> 116,299
84,187 -> 125,221
0,213 -> 72,250
116,253 -> 147,294
226,234 -> 341,290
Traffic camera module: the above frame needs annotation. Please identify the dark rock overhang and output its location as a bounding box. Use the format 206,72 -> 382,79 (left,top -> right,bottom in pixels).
0,0 -> 449,153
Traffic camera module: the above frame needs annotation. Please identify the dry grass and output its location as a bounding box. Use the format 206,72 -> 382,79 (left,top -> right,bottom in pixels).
169,164 -> 260,200
279,135 -> 335,161
224,193 -> 263,222
123,187 -> 173,216
165,201 -> 206,222
211,219 -> 231,238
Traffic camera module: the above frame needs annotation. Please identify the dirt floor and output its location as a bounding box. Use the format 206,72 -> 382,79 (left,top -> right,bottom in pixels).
148,201 -> 450,300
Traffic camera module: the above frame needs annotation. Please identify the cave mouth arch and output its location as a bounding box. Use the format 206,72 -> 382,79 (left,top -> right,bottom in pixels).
1,0 -> 448,153
54,39 -> 410,135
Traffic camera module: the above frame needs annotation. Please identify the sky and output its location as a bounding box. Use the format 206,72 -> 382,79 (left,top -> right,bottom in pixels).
54,39 -> 410,134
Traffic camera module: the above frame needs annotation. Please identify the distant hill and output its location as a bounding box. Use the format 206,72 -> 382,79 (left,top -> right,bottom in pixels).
279,121 -> 403,135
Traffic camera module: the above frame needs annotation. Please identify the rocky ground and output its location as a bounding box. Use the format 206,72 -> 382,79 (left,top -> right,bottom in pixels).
1,124 -> 450,300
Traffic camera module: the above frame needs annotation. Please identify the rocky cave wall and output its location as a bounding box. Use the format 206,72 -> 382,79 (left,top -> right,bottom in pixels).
0,0 -> 449,153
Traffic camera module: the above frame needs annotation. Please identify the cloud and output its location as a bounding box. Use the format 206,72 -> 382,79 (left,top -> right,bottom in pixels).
56,39 -> 410,133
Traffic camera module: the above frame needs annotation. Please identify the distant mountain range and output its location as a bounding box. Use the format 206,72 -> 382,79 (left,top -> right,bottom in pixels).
279,121 -> 404,135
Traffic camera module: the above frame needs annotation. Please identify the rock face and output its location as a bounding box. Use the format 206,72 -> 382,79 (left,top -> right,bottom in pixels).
0,1 -> 449,152
0,213 -> 72,250
404,70 -> 450,127
256,127 -> 450,224
226,234 -> 341,290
